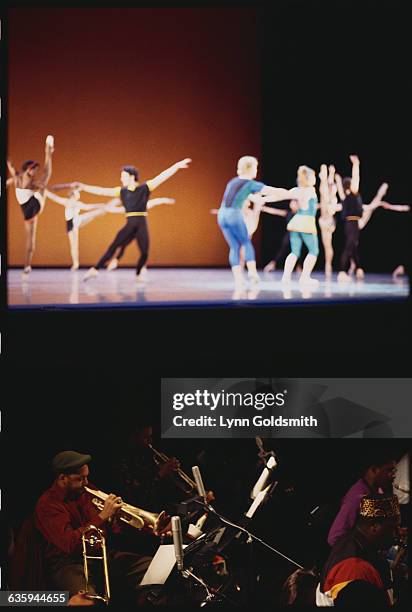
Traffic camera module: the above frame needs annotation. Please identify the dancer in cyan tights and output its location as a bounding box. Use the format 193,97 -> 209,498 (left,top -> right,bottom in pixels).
7,135 -> 55,275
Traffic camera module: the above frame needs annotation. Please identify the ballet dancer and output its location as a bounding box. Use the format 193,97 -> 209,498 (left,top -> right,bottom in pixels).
258,165 -> 320,286
335,157 -> 393,281
318,164 -> 340,278
262,200 -> 300,273
104,197 -> 176,274
75,158 -> 191,281
217,155 -> 269,287
7,135 -> 55,275
212,197 -> 286,270
45,186 -> 117,270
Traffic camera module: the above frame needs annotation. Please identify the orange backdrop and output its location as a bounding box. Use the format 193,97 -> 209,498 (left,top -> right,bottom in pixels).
7,6 -> 261,267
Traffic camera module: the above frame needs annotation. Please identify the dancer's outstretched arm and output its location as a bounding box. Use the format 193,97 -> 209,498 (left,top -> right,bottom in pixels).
147,158 -> 191,191
46,190 -> 111,211
261,206 -> 288,217
6,161 -> 17,187
334,173 -> 346,201
73,182 -> 119,197
259,185 -> 299,202
147,197 -> 175,209
349,154 -> 360,193
318,164 -> 329,207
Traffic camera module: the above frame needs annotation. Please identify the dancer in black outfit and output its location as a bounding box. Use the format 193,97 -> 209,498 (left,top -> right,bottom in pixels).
78,158 -> 191,281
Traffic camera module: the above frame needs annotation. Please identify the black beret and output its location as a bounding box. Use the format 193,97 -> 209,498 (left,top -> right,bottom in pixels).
52,451 -> 92,474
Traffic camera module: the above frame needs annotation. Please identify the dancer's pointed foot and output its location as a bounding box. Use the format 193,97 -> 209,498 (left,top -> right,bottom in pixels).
22,266 -> 32,277
337,271 -> 352,283
356,267 -> 365,280
107,258 -> 119,271
263,260 -> 276,272
71,262 -> 79,271
392,265 -> 405,278
83,267 -> 98,281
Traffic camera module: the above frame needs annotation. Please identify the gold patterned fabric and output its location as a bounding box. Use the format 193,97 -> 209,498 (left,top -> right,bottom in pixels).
359,495 -> 400,519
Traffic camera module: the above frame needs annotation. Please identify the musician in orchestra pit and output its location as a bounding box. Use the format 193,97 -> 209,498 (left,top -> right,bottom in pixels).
112,423 -> 214,516
112,424 -> 183,513
327,452 -> 397,547
35,451 -> 167,605
318,495 -> 401,606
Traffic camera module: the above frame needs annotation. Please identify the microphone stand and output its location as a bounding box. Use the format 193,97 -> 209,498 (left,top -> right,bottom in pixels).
192,499 -> 304,606
193,499 -> 304,570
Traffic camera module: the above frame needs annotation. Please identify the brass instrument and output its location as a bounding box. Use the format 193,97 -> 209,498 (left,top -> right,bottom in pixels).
149,444 -> 197,494
81,525 -> 110,605
84,486 -> 160,531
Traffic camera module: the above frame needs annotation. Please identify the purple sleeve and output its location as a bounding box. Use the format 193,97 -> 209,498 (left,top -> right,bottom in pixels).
327,492 -> 362,547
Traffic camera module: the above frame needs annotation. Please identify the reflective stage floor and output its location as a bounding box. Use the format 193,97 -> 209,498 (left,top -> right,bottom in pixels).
8,268 -> 409,309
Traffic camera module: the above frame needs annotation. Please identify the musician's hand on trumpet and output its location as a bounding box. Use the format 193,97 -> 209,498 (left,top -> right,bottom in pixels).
205,490 -> 215,504
152,510 -> 173,537
98,493 -> 124,522
158,457 -> 181,478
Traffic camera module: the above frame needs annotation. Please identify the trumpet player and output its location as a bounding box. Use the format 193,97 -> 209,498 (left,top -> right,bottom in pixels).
35,451 -> 165,605
113,424 -> 214,513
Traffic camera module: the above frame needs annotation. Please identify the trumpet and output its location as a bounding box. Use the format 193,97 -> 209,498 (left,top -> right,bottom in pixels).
84,486 -> 160,531
81,525 -> 110,605
149,444 -> 197,494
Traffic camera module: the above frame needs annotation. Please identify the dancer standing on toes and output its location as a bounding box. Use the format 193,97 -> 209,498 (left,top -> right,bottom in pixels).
7,135 -> 55,275
77,158 -> 191,281
45,186 -> 117,270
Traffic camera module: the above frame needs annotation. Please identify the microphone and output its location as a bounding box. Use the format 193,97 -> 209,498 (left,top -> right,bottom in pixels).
192,465 -> 206,499
171,516 -> 184,571
251,455 -> 277,499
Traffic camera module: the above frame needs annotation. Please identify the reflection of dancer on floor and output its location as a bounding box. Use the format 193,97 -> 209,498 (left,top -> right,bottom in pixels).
259,165 -> 320,285
7,135 -> 55,275
45,186 -> 116,270
104,197 -> 176,275
217,156 -> 270,287
76,159 -> 191,281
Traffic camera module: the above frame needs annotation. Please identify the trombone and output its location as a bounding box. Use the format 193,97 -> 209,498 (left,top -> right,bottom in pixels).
149,444 -> 197,494
81,525 -> 110,605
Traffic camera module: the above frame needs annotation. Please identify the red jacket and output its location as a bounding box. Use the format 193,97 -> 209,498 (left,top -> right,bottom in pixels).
35,482 -> 111,560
